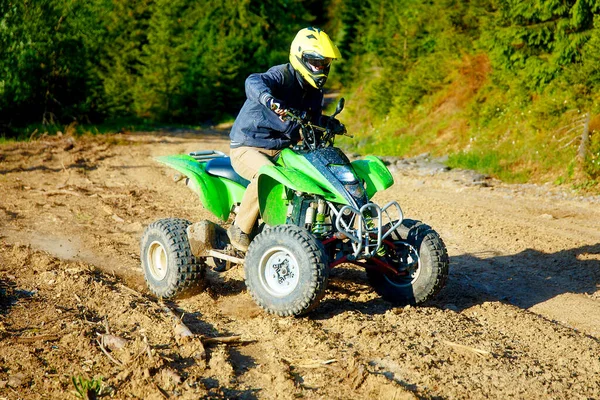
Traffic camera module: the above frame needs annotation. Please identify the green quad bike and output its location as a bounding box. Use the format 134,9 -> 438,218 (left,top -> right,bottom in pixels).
140,99 -> 449,316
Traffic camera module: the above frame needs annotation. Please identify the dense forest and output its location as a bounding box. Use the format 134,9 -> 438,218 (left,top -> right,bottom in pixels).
1,0 -> 600,186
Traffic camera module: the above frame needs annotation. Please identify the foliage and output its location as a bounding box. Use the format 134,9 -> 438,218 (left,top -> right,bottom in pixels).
333,0 -> 600,187
71,375 -> 109,399
0,0 -> 103,126
0,0 -> 311,128
1,0 -> 600,187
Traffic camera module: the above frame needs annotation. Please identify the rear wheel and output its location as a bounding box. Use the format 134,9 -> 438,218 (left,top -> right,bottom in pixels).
141,218 -> 205,298
244,225 -> 329,316
367,219 -> 448,305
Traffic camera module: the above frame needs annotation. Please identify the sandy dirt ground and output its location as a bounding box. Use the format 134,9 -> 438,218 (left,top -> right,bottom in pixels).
0,130 -> 599,399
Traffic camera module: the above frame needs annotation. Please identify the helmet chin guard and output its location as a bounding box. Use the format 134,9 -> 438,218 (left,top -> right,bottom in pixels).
290,27 -> 341,89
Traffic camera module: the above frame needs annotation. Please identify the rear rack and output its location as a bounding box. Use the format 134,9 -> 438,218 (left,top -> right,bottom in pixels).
189,150 -> 227,161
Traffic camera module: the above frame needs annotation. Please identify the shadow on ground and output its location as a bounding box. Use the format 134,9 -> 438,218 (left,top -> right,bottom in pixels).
312,243 -> 600,318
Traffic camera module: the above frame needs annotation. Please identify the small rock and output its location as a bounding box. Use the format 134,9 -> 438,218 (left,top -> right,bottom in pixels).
116,370 -> 131,382
172,173 -> 184,183
160,368 -> 182,390
8,372 -> 27,388
63,137 -> 75,151
98,333 -> 128,351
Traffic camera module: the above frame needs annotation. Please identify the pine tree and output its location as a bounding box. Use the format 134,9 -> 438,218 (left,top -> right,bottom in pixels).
0,0 -> 100,126
92,0 -> 153,119
182,0 -> 309,122
132,0 -> 192,121
486,0 -> 600,90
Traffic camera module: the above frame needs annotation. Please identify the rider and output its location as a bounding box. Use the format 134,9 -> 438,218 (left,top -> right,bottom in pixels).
227,27 -> 341,251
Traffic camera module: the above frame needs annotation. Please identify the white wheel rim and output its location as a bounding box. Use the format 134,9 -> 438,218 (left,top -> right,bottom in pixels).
147,241 -> 168,281
258,246 -> 300,297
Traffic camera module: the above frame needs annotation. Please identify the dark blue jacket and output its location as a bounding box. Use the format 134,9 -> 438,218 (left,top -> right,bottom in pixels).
230,63 -> 324,150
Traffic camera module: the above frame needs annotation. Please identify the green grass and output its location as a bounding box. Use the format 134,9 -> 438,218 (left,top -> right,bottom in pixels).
71,375 -> 110,398
338,74 -> 600,192
447,150 -> 531,183
339,130 -> 417,157
0,135 -> 19,144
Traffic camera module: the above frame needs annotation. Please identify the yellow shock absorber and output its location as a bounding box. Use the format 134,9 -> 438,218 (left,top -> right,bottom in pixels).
312,199 -> 327,237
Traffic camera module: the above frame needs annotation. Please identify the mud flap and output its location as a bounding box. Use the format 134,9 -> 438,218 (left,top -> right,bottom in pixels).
186,220 -> 216,257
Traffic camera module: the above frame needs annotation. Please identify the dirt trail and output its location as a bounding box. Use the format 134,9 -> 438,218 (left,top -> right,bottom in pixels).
0,131 -> 599,399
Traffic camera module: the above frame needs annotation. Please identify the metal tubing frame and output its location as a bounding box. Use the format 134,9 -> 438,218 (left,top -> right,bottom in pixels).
330,200 -> 404,260
324,251 -> 402,277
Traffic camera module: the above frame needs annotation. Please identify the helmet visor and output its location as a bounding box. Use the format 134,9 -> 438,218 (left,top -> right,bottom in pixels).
303,53 -> 333,72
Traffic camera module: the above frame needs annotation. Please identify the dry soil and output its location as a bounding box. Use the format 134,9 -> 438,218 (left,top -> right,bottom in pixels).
0,130 -> 598,399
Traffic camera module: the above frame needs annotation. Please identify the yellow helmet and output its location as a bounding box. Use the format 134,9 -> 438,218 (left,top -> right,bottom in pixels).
289,27 -> 341,89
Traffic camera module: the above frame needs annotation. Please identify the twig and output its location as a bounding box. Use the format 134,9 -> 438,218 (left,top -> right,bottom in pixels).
117,283 -> 143,298
442,340 -> 491,358
29,129 -> 39,141
143,333 -> 153,362
561,135 -> 580,149
96,339 -> 123,366
557,126 -> 583,141
38,189 -> 81,197
154,382 -> 170,399
201,335 -> 247,345
286,358 -> 338,368
15,334 -> 60,343
103,317 -> 111,335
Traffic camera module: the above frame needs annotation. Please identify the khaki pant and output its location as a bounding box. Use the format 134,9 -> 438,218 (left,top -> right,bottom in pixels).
230,146 -> 281,234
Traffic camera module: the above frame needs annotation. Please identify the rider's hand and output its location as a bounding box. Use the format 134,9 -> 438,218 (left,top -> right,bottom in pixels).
326,117 -> 346,135
266,97 -> 287,119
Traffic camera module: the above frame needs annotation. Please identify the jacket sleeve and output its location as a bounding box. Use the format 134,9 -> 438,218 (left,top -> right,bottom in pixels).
245,67 -> 285,108
311,92 -> 324,124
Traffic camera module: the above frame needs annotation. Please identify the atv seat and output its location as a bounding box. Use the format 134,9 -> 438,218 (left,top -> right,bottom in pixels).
205,157 -> 250,187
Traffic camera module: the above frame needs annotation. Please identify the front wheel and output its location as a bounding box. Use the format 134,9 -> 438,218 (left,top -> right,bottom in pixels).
140,218 -> 206,298
367,219 -> 449,305
244,225 -> 329,316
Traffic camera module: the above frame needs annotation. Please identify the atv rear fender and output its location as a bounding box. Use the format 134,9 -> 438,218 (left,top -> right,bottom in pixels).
351,156 -> 394,198
155,154 -> 245,221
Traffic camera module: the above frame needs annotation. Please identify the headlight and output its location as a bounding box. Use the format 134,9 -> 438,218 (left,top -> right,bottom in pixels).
329,164 -> 358,184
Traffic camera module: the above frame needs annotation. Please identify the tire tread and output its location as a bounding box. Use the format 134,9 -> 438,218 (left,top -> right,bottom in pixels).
367,219 -> 449,305
245,225 -> 328,316
141,218 -> 205,299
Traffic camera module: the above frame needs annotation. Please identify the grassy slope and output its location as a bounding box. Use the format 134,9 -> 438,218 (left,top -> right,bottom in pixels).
339,53 -> 600,191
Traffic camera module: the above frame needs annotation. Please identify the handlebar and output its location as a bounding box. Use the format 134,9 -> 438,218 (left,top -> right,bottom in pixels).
282,104 -> 352,151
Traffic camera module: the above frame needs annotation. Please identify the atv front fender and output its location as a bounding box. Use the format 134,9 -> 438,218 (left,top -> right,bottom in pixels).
257,165 -> 328,226
155,154 -> 245,221
351,156 -> 394,198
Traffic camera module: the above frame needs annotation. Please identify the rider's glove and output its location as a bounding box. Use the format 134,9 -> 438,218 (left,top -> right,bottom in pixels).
262,95 -> 287,121
264,96 -> 286,113
325,116 -> 346,135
